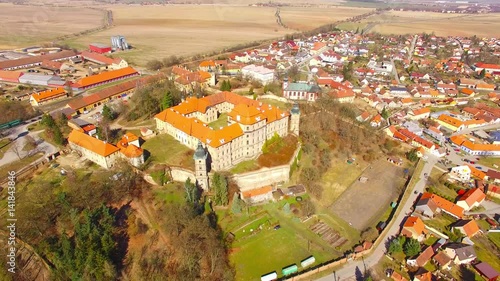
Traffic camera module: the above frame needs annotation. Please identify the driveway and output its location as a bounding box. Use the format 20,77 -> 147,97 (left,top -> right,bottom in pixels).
317,156 -> 437,281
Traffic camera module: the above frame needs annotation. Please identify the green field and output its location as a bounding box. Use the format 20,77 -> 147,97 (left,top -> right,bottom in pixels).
220,195 -> 357,281
230,159 -> 260,174
208,113 -> 228,130
142,133 -> 194,169
152,183 -> 185,204
478,157 -> 500,169
0,138 -> 13,159
473,236 -> 500,272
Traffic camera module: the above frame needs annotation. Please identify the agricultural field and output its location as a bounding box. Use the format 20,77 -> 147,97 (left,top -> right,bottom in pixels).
338,10 -> 500,37
0,3 -> 104,49
62,5 -> 370,66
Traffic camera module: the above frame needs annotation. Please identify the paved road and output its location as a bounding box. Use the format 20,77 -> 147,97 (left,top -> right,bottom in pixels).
466,200 -> 500,216
318,156 -> 438,281
0,119 -> 58,167
408,35 -> 418,61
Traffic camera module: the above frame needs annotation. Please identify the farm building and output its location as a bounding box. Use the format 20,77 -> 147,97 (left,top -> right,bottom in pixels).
0,70 -> 23,83
0,50 -> 80,70
89,43 -> 112,54
81,51 -> 128,70
67,77 -> 140,114
30,87 -> 67,106
19,73 -> 66,87
71,66 -> 139,90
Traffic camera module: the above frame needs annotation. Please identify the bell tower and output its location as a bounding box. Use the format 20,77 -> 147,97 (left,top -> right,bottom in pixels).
193,141 -> 209,191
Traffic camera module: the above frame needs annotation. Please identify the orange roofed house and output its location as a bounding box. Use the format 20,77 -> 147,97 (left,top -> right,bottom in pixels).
30,87 -> 67,106
241,186 -> 273,204
401,216 -> 428,241
68,130 -> 144,169
154,92 -> 299,172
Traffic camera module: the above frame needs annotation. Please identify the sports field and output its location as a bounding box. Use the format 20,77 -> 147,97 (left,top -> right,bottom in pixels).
338,10 -> 500,37
62,5 -> 370,65
0,3 -> 104,49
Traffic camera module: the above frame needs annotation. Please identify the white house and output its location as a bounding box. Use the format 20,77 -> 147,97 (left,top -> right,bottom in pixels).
449,165 -> 471,182
241,65 -> 274,85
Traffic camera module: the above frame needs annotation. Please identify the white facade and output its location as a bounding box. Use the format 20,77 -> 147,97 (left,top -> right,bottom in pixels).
241,65 -> 274,85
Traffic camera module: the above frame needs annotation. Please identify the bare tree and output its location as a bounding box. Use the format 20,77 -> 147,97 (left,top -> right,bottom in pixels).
11,140 -> 23,160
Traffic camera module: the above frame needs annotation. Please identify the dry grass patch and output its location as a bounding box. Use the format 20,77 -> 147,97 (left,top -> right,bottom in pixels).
258,134 -> 298,167
64,5 -> 369,66
359,11 -> 500,37
0,3 -> 103,48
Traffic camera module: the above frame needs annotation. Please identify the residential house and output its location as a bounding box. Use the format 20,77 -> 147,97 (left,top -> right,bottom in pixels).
401,216 -> 427,241
433,251 -> 452,270
477,83 -> 496,92
474,262 -> 499,281
435,114 -> 464,132
459,78 -> 482,88
461,88 -> 476,97
370,114 -> 383,127
408,107 -> 431,120
451,220 -> 481,238
424,126 -> 445,144
416,193 -> 464,219
486,169 -> 500,183
241,64 -> 274,85
199,60 -> 216,72
449,165 -> 472,182
467,165 -> 487,180
330,89 -> 355,103
356,111 -> 371,122
241,186 -> 273,204
443,243 -> 477,265
407,246 -> 434,267
456,187 -> 486,211
413,268 -> 433,281
402,121 -> 423,135
390,86 -> 410,97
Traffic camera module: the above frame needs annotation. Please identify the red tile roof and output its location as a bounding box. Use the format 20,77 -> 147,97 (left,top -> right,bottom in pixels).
241,186 -> 272,198
31,87 -> 66,103
68,130 -> 120,157
73,66 -> 138,88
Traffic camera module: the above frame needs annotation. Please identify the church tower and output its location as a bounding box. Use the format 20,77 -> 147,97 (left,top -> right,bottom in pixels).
290,102 -> 300,136
193,141 -> 209,191
283,77 -> 289,90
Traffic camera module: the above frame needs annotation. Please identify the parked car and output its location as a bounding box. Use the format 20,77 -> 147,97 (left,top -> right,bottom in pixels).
470,161 -> 475,164
273,225 -> 281,230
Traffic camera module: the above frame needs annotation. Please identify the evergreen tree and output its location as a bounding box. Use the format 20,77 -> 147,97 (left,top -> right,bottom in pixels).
102,105 -> 115,121
381,107 -> 389,119
388,237 -> 404,254
479,69 -> 486,79
184,178 -> 198,204
355,27 -> 359,34
403,238 -> 421,257
161,91 -> 173,110
212,173 -> 229,206
231,193 -> 242,214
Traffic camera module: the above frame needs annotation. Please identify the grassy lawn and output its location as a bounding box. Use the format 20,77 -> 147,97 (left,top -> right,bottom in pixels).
231,224 -> 331,281
428,168 -> 457,200
220,196 -> 345,281
478,157 -> 500,169
152,183 -> 185,204
473,235 -> 500,271
370,255 -> 410,281
319,157 -> 368,207
208,113 -> 228,130
230,159 -> 260,174
424,214 -> 456,234
142,133 -> 194,169
259,98 -> 291,110
0,152 -> 44,180
423,236 -> 439,246
0,138 -> 13,159
488,232 -> 500,250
